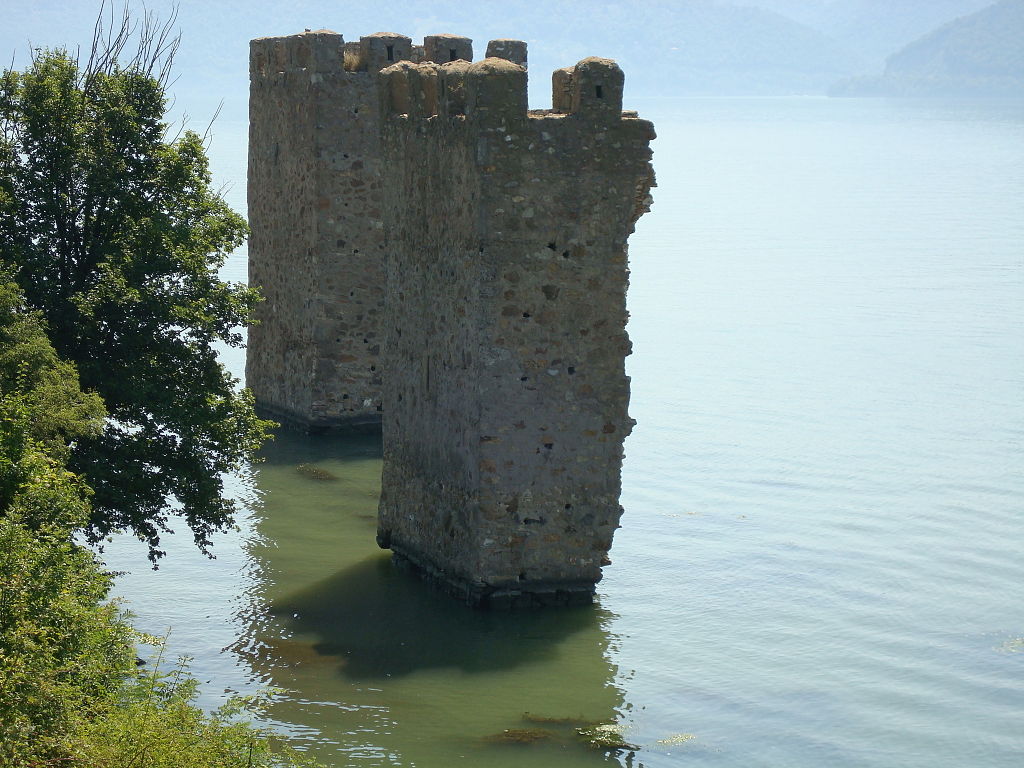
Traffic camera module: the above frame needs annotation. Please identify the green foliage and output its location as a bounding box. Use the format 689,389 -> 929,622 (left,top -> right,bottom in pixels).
76,653 -> 320,768
0,284 -> 127,760
0,35 -> 272,560
0,271 -> 104,528
0,510 -> 135,765
0,511 -> 319,767
0,277 -> 315,766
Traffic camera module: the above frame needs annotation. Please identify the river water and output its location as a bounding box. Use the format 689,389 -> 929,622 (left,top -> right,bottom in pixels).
104,97 -> 1024,767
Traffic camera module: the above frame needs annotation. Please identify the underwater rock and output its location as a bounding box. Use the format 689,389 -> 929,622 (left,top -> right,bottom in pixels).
483,728 -> 556,745
295,463 -> 338,481
576,723 -> 640,752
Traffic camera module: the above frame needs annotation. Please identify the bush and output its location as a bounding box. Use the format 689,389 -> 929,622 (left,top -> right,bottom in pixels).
0,275 -> 318,767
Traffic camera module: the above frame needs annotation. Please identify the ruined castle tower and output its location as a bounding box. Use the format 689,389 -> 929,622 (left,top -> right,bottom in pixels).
247,31 -> 400,431
247,30 -> 654,606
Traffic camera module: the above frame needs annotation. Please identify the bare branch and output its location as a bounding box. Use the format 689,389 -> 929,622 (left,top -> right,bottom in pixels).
202,101 -> 224,147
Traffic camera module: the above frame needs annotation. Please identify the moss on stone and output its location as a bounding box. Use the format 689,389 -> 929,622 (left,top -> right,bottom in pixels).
575,723 -> 640,752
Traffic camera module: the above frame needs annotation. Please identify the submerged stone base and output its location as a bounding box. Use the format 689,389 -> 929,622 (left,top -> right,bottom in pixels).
255,402 -> 382,435
388,543 -> 596,610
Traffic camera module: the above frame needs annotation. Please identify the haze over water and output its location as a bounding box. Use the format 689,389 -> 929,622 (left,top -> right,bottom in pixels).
104,96 -> 1024,767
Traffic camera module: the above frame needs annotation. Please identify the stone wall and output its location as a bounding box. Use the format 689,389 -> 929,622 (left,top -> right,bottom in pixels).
247,30 -> 655,606
247,31 -> 388,431
375,54 -> 655,607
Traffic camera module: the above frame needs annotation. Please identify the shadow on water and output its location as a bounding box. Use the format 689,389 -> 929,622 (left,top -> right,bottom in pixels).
257,427 -> 383,466
230,431 -> 634,766
266,554 -> 606,680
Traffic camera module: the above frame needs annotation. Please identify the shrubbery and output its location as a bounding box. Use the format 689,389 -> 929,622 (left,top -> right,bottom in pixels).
0,275 -> 314,766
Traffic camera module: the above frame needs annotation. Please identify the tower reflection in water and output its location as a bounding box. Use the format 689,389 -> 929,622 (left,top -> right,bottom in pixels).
231,431 -> 630,767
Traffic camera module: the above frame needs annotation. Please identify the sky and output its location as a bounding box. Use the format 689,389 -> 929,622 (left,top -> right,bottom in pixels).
2,1 -> 998,124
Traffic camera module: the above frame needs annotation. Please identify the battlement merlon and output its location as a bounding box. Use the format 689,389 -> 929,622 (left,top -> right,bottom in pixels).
552,57 -> 625,117
485,39 -> 528,68
250,30 -> 533,78
423,34 -> 473,64
379,56 -> 643,125
360,33 -> 413,72
250,29 -> 343,77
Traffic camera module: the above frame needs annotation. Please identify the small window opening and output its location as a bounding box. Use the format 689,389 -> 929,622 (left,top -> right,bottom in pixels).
547,242 -> 557,251
595,84 -> 604,99
522,312 -> 531,319
386,44 -> 394,61
449,48 -> 458,61
567,366 -> 576,375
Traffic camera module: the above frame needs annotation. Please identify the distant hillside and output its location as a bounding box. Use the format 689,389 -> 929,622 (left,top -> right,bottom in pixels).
155,0 -> 868,114
746,0 -> 994,70
4,0 -> 1007,115
831,0 -> 1024,96
524,1 -> 862,97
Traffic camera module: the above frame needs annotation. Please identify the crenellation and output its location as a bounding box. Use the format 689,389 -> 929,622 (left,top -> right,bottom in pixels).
423,33 -> 473,64
568,57 -> 625,118
360,32 -> 413,72
342,41 -> 362,71
551,66 -> 574,112
247,27 -> 654,606
485,39 -> 528,68
381,60 -> 441,117
465,58 -> 528,126
438,60 -> 472,116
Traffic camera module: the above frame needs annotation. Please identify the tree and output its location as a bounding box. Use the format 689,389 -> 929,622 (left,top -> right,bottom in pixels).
0,6 -> 272,561
0,275 -> 316,767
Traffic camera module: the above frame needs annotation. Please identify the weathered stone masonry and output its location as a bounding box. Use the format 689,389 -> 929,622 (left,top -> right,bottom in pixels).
247,30 -> 654,606
247,31 -> 392,431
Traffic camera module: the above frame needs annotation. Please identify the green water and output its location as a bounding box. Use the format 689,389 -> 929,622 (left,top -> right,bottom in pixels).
236,431 -> 636,766
107,97 -> 1024,767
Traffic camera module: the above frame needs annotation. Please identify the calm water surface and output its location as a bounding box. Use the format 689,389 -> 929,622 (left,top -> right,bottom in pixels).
105,97 -> 1024,767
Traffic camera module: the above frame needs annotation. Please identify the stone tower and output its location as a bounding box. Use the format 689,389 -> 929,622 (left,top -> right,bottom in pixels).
247,30 -> 655,606
247,31 -> 398,431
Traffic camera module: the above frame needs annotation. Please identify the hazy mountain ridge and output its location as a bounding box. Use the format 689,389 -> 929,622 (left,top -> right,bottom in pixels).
740,0 -> 994,69
0,0 -> 1015,118
830,0 -> 1024,97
